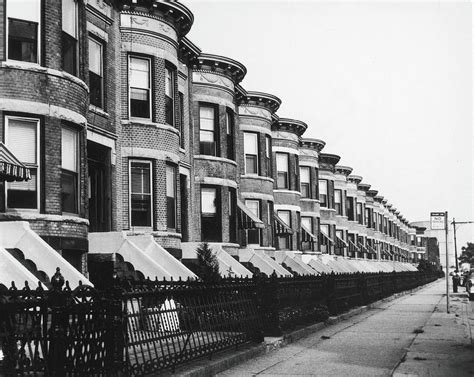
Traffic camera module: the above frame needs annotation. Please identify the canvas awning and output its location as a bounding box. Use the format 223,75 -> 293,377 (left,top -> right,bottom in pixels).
237,200 -> 264,229
301,224 -> 317,242
319,231 -> 334,245
358,242 -> 369,254
367,244 -> 377,254
335,235 -> 348,248
274,213 -> 293,235
348,239 -> 360,253
0,142 -> 31,182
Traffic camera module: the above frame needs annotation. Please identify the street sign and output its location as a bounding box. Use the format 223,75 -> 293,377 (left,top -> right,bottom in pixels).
430,212 -> 446,230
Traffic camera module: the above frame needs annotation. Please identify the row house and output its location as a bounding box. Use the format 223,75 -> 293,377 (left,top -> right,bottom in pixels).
0,0 -> 420,286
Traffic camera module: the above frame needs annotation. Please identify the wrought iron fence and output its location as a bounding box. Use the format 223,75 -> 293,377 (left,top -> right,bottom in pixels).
0,270 -> 440,376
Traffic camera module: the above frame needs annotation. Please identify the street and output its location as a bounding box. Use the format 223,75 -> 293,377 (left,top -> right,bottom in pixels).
217,280 -> 474,376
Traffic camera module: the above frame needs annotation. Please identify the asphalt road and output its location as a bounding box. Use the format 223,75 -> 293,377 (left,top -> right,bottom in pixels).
217,280 -> 473,377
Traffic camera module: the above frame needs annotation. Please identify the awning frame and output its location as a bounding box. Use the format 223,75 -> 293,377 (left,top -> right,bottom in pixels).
237,199 -> 265,229
0,142 -> 31,182
301,224 -> 317,242
335,234 -> 348,248
274,212 -> 294,235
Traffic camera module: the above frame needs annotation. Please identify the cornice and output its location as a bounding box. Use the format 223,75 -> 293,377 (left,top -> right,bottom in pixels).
357,183 -> 371,192
374,195 -> 384,203
179,37 -> 201,64
301,138 -> 326,152
193,53 -> 246,84
272,118 -> 308,136
347,175 -> 362,184
335,165 -> 353,176
367,189 -> 378,198
319,153 -> 341,172
121,0 -> 194,36
241,91 -> 282,113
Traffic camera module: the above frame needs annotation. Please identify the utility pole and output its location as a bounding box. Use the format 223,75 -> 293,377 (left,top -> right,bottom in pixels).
445,211 -> 449,313
453,218 -> 458,271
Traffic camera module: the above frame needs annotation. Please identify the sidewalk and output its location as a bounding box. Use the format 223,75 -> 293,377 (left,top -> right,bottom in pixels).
393,282 -> 474,377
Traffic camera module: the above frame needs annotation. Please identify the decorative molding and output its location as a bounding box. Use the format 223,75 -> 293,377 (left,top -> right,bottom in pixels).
192,71 -> 234,90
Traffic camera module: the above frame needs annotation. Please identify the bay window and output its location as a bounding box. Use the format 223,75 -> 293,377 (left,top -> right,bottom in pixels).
319,179 -> 328,207
166,164 -> 176,229
276,153 -> 289,189
5,116 -> 39,209
61,126 -> 79,213
199,105 -> 217,156
201,186 -> 220,241
129,56 -> 151,119
62,0 -> 78,75
89,37 -> 104,108
277,210 -> 291,250
7,0 -> 40,63
300,166 -> 310,198
130,161 -> 152,227
244,132 -> 258,175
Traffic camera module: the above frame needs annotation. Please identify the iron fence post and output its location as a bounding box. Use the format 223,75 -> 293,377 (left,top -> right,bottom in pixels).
326,273 -> 336,315
48,268 -> 67,376
105,281 -> 125,376
258,274 -> 281,337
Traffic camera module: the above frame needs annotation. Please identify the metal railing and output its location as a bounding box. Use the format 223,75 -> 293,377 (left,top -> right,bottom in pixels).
0,270 -> 440,376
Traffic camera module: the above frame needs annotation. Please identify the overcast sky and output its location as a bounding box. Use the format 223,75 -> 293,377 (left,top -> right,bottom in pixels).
185,0 -> 473,248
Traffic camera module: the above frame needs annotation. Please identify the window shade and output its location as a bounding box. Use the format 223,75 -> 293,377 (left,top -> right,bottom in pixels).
62,127 -> 77,172
130,58 -> 149,89
276,153 -> 288,171
199,107 -> 214,131
244,133 -> 258,154
88,38 -> 102,75
7,118 -> 37,164
8,0 -> 40,22
62,0 -> 77,37
201,188 -> 216,214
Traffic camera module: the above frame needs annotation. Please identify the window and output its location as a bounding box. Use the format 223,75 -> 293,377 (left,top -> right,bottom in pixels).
277,210 -> 291,250
356,203 -> 363,224
246,199 -> 261,245
365,208 -> 371,227
165,66 -> 174,126
7,0 -> 40,63
334,189 -> 343,215
201,186 -> 220,241
229,188 -> 237,242
226,110 -> 234,160
89,37 -> 104,108
379,214 -> 383,232
5,117 -> 39,209
166,164 -> 176,229
301,216 -> 314,251
179,92 -> 185,148
372,211 -> 377,229
347,196 -> 355,221
265,136 -> 271,177
129,56 -> 151,119
61,126 -> 78,213
319,179 -> 328,207
320,224 -> 330,254
276,153 -> 289,189
130,161 -> 152,227
62,0 -> 78,75
199,105 -> 217,156
244,133 -> 258,175
300,167 -> 310,198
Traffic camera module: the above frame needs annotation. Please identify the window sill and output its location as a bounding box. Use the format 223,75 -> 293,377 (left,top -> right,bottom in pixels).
89,105 -> 109,118
123,120 -> 180,135
194,155 -> 238,166
241,175 -> 274,183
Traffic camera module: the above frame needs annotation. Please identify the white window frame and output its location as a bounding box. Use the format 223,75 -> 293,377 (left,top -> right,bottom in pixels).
128,55 -> 152,120
129,159 -> 153,228
300,166 -> 311,198
245,199 -> 261,245
244,132 -> 259,175
88,36 -> 104,108
6,0 -> 41,64
4,115 -> 40,211
61,125 -> 79,215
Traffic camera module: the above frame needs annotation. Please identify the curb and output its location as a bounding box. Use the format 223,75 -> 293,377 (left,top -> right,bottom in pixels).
171,280 -> 440,377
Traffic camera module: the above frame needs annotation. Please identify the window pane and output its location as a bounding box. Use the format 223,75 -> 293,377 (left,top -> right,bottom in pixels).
320,224 -> 329,235
300,167 -> 310,183
245,200 -> 259,217
200,130 -> 214,142
8,19 -> 37,62
62,127 -> 77,172
277,210 -> 290,226
131,162 -> 151,194
61,170 -> 77,213
244,133 -> 258,154
130,162 -> 151,227
130,88 -> 150,118
62,0 -> 77,37
166,165 -> 175,198
8,169 -> 37,208
8,118 -> 37,163
89,38 -> 102,75
200,107 -> 215,131
276,153 -> 288,171
201,188 -> 216,214
301,217 -> 312,230
319,180 -> 327,195
335,190 -> 341,203
62,32 -> 76,75
165,67 -> 172,97
8,0 -> 40,21
130,58 -> 149,88
266,136 -> 271,158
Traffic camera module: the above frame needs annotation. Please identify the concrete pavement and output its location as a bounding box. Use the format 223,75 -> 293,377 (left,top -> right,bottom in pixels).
215,280 -> 473,376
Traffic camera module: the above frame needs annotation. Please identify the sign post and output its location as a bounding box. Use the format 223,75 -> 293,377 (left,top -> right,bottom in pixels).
431,211 -> 449,313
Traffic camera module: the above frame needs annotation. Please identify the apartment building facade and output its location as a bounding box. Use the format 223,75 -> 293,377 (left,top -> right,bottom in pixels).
0,0 -> 422,284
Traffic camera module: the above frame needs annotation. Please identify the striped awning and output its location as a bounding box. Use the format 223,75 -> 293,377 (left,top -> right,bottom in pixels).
367,244 -> 377,254
335,234 -> 348,248
0,142 -> 31,182
301,224 -> 317,242
274,213 -> 293,235
358,242 -> 369,254
237,200 -> 264,229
